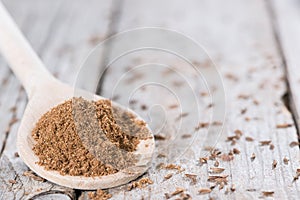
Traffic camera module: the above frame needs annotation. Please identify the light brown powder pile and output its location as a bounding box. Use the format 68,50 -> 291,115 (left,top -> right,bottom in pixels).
32,97 -> 151,177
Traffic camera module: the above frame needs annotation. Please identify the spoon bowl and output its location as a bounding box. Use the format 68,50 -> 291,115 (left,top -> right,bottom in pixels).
0,2 -> 154,190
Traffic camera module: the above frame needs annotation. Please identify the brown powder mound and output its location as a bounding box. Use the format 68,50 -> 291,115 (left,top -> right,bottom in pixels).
94,100 -> 140,151
32,97 -> 151,177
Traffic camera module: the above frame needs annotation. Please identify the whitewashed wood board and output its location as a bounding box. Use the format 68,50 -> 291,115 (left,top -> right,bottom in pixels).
271,0 -> 300,130
97,0 -> 300,199
0,0 -> 113,199
0,0 -> 299,200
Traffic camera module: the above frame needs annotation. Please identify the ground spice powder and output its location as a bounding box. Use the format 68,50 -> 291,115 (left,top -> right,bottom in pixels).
32,97 -> 151,177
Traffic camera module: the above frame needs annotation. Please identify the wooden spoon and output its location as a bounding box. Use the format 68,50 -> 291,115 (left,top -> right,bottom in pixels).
0,2 -> 154,189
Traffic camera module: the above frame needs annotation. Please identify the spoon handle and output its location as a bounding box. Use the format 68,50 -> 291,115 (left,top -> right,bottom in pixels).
0,2 -> 55,97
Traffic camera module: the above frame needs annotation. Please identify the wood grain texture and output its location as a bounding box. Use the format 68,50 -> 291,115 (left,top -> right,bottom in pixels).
96,0 -> 300,199
270,0 -> 300,131
0,0 -> 112,199
0,0 -> 300,199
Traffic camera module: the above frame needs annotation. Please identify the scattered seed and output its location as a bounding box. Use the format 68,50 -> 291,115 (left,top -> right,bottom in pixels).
276,124 -> 293,129
227,130 -> 242,144
204,146 -> 214,151
163,164 -> 184,172
164,173 -> 173,180
289,141 -> 300,148
245,117 -> 251,121
230,140 -> 236,146
173,81 -> 184,87
283,157 -> 289,165
241,108 -> 247,114
199,157 -> 208,165
200,92 -> 209,96
181,134 -> 192,139
209,149 -> 222,160
10,106 -> 17,113
210,167 -> 225,174
210,185 -> 217,190
162,68 -> 173,76
219,182 -> 225,190
179,192 -> 192,200
178,112 -> 189,119
157,154 -> 166,158
225,73 -> 239,81
14,152 -> 19,157
220,153 -> 234,162
141,105 -> 147,110
129,99 -> 138,105
23,171 -> 45,182
262,191 -> 274,197
127,177 -> 153,191
269,144 -> 275,150
214,160 -> 220,167
231,184 -> 236,192
293,169 -> 300,182
195,122 -> 209,130
185,174 -> 197,184
250,153 -> 256,161
253,99 -> 259,105
272,160 -> 277,169
208,175 -> 228,184
233,148 -> 240,154
245,137 -> 254,142
207,103 -> 214,108
156,163 -> 164,169
234,130 -> 243,136
88,35 -> 103,45
226,136 -> 237,142
225,187 -> 230,195
168,104 -> 179,109
172,188 -> 185,195
199,188 -> 212,194
126,73 -> 144,84
260,140 -> 272,146
237,94 -> 250,99
8,179 -> 16,184
212,121 -> 223,126
154,134 -> 166,140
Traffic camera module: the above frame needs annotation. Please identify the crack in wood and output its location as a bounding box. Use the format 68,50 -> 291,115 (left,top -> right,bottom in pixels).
265,0 -> 300,142
30,190 -> 75,200
0,129 -> 9,157
95,0 -> 124,95
0,91 -> 21,157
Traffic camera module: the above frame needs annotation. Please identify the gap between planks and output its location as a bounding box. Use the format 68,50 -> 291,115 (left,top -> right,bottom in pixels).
265,0 -> 300,139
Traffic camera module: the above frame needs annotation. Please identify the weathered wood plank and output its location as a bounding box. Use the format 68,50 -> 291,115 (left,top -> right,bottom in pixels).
271,0 -> 300,131
95,0 -> 300,199
0,0 -> 113,199
0,0 -> 28,164
2,0 -> 300,199
0,1 -> 76,199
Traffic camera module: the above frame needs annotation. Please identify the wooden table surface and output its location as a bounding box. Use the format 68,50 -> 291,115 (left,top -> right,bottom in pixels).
1,0 -> 300,199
